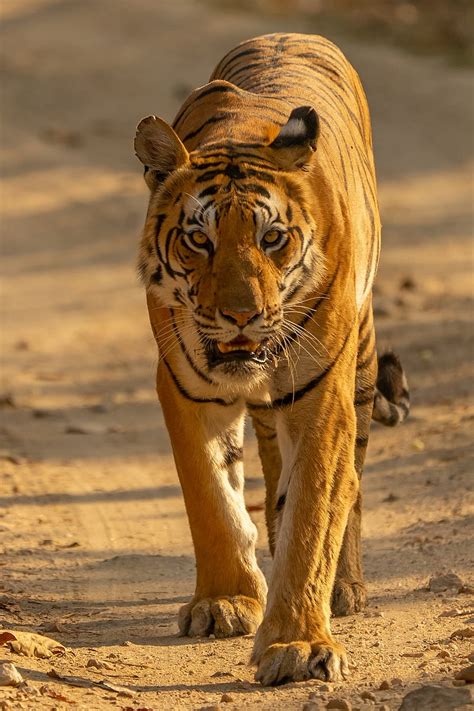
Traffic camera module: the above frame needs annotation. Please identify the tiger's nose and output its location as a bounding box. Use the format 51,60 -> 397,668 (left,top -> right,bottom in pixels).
219,308 -> 262,327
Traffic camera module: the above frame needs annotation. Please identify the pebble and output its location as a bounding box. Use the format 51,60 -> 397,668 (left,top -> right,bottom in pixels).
428,572 -> 463,593
399,684 -> 474,710
455,664 -> 474,682
391,677 -> 403,687
309,685 -> 331,696
360,690 -> 376,701
452,679 -> 467,687
378,680 -> 390,690
86,658 -> 114,670
211,671 -> 233,678
451,627 -> 474,639
401,651 -> 423,658
220,693 -> 234,702
439,608 -> 465,617
437,649 -> 451,659
0,663 -> 24,687
326,700 -> 351,710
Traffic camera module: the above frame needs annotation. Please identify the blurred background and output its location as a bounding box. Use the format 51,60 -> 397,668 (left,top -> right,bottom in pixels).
0,1 -> 473,708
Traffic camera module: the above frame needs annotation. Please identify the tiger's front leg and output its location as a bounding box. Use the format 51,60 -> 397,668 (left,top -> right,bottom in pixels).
157,361 -> 267,638
252,337 -> 358,684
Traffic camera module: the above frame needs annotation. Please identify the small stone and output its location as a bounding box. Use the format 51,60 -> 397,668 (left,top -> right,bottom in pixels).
86,658 -> 114,670
451,627 -> 474,639
379,680 -> 390,690
211,671 -> 233,678
428,572 -> 463,593
439,608 -> 465,617
88,404 -> 108,413
452,679 -> 467,686
220,693 -> 234,702
400,276 -> 416,291
309,685 -> 330,698
391,677 -> 403,687
326,700 -> 351,710
0,663 -> 24,686
65,423 -> 108,435
455,664 -> 474,682
208,633 -> 216,639
0,394 -> 16,408
402,651 -> 423,658
360,691 -> 376,701
399,684 -> 474,710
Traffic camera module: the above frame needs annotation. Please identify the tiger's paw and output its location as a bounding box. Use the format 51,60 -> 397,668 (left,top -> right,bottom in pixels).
253,639 -> 349,686
178,595 -> 263,638
331,578 -> 367,617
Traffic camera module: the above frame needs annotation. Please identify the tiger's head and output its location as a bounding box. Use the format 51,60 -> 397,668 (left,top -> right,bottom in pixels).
135,106 -> 328,387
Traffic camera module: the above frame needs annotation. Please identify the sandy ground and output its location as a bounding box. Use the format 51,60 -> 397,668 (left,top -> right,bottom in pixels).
1,1 -> 473,709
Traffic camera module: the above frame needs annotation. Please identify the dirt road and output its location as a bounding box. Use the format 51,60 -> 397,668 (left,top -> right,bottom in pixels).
1,1 -> 473,709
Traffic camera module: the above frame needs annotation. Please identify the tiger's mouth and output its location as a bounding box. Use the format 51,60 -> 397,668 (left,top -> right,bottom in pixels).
208,336 -> 271,366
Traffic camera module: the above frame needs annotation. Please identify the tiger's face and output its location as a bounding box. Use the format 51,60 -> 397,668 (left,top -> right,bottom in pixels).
135,110 -> 325,385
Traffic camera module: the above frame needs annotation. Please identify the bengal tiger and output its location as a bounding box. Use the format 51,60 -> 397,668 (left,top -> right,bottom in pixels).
134,33 -> 409,686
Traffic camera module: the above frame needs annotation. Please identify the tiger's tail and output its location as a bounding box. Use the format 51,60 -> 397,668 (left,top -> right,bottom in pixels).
372,351 -> 410,426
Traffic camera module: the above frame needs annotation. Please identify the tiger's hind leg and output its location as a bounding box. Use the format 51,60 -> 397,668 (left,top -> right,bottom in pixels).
332,297 -> 377,616
249,406 -> 282,556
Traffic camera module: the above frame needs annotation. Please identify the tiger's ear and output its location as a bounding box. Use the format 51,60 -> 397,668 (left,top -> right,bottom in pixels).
134,115 -> 189,189
269,106 -> 319,170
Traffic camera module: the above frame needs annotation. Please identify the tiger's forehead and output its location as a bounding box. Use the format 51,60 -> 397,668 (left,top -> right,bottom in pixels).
182,181 -> 287,234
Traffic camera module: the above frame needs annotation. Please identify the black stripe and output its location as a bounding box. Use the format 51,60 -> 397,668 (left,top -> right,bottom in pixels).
237,183 -> 271,198
182,113 -> 233,144
276,494 -> 286,512
170,310 -> 216,386
357,347 -> 376,372
355,435 -> 369,448
223,443 -> 243,466
173,84 -> 241,130
151,265 -> 163,285
198,185 -> 220,199
213,46 -> 262,79
224,61 -> 266,84
163,359 -> 236,407
355,390 -> 374,407
273,327 -> 353,409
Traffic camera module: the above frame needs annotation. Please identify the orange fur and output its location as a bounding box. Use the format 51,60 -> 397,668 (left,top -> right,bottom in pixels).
133,33 -> 404,685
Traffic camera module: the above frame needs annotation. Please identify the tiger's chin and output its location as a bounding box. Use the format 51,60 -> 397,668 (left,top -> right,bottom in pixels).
205,337 -> 275,391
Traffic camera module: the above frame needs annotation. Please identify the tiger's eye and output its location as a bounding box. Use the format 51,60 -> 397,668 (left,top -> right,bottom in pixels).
191,232 -> 208,245
263,230 -> 280,244
187,231 -> 213,254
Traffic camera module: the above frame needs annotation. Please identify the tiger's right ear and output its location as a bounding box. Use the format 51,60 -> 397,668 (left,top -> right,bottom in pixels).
134,115 -> 189,190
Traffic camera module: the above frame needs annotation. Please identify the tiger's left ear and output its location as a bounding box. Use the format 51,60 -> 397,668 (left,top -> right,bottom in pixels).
134,115 -> 189,190
269,106 -> 319,170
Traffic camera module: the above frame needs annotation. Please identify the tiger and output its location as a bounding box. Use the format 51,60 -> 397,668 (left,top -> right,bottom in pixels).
134,32 -> 409,686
